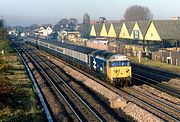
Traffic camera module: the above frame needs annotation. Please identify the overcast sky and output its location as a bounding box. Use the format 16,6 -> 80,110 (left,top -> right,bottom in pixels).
1,0 -> 180,26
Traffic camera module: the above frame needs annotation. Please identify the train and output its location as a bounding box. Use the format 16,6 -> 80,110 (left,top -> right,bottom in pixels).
26,38 -> 132,86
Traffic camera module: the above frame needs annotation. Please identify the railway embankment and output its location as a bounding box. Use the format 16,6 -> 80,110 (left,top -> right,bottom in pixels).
0,41 -> 44,121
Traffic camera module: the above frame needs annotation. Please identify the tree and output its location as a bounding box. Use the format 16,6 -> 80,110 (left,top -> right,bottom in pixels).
68,18 -> 78,31
80,13 -> 90,38
26,24 -> 39,31
69,18 -> 78,26
0,19 -> 7,40
53,18 -> 78,32
0,19 -> 4,28
83,13 -> 90,25
124,5 -> 153,21
59,18 -> 69,29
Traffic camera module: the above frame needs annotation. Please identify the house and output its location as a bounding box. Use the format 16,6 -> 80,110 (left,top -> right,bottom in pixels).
90,23 -> 103,38
119,22 -> 132,39
107,22 -> 122,38
145,20 -> 180,41
35,26 -> 53,37
8,29 -> 17,35
130,21 -> 151,40
100,23 -> 108,37
90,24 -> 96,37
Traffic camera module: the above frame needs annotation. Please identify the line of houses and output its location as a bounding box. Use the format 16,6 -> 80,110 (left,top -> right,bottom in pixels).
90,20 -> 180,51
89,20 -> 180,65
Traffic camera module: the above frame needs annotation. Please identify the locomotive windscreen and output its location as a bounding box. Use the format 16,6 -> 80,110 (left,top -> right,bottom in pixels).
110,61 -> 130,67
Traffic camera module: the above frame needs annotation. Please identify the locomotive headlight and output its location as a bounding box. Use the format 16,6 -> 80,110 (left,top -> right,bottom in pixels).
126,69 -> 129,73
114,69 -> 120,73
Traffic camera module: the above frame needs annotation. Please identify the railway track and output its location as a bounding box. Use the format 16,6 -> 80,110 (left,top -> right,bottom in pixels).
22,43 -> 180,121
132,63 -> 180,78
16,46 -> 79,121
133,72 -> 180,99
18,43 -> 134,122
17,44 -> 104,122
15,47 -> 54,122
121,87 -> 180,121
132,62 -> 180,98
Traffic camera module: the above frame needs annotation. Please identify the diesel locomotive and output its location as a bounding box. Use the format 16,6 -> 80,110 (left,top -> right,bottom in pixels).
26,38 -> 132,86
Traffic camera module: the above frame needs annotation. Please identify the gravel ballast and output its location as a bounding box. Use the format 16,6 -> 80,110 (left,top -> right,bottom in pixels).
41,53 -> 164,122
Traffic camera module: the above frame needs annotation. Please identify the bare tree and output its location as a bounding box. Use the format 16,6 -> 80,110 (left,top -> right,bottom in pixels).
68,18 -> 78,31
124,5 -> 153,21
53,18 -> 69,31
80,13 -> 90,38
0,18 -> 7,40
83,13 -> 90,25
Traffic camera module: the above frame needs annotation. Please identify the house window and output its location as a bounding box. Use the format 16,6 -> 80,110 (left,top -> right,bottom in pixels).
151,33 -> 153,37
133,30 -> 139,39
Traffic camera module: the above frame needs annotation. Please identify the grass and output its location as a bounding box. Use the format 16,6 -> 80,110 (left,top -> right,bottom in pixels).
0,40 -> 45,121
129,56 -> 180,74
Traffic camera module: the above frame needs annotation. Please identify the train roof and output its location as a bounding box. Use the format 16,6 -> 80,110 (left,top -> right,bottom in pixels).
39,39 -> 97,54
91,50 -> 128,60
91,50 -> 118,60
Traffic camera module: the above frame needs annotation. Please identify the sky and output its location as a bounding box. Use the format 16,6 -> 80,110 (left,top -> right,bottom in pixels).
0,0 -> 180,26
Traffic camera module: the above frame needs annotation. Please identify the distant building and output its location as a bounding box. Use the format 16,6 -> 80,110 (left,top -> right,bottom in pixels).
90,20 -> 98,24
171,17 -> 180,20
34,26 -> 53,37
8,29 -> 17,35
20,32 -> 25,37
99,17 -> 106,23
58,30 -> 81,42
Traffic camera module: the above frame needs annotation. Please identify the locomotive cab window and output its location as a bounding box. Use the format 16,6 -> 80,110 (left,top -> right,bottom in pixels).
109,61 -> 130,67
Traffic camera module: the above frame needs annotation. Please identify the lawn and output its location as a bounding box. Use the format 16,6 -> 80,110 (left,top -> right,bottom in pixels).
129,56 -> 180,74
0,40 -> 45,121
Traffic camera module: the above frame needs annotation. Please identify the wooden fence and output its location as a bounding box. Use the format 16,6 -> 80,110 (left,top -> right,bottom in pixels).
108,44 -> 180,66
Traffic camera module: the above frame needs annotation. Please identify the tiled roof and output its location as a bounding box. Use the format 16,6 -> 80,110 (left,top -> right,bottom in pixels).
153,20 -> 180,40
113,22 -> 123,37
94,23 -> 103,37
125,21 -> 135,35
105,23 -> 111,33
137,21 -> 151,37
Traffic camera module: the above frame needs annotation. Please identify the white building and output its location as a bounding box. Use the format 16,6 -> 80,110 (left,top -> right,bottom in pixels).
8,29 -> 17,35
36,26 -> 53,37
